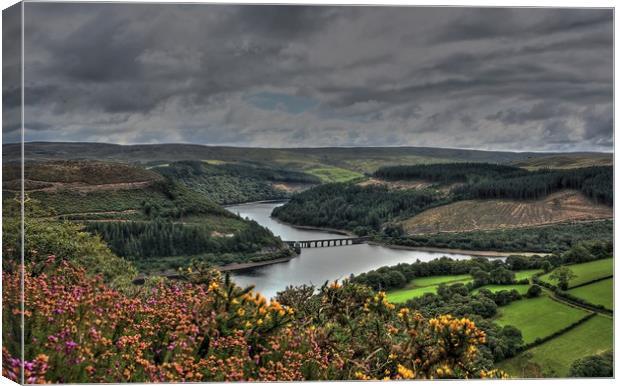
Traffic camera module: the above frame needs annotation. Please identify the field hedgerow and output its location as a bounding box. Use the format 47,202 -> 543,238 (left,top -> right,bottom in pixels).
3,257 -> 505,383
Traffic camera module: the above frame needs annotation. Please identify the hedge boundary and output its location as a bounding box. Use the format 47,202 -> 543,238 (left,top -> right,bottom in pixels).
533,273 -> 613,315
515,312 -> 596,353
568,275 -> 613,290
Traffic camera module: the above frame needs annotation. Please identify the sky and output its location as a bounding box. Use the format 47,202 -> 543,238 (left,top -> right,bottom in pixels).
2,4 -> 614,151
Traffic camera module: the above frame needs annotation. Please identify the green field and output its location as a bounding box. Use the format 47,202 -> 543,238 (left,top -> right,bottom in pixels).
306,167 -> 363,183
408,274 -> 471,287
566,278 -> 613,310
386,270 -> 539,303
540,258 -> 612,288
500,315 -> 613,378
387,274 -> 471,303
473,284 -> 531,295
494,296 -> 590,344
514,269 -> 541,281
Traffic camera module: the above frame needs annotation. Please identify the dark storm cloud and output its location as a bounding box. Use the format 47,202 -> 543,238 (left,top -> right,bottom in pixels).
9,4 -> 613,151
433,8 -> 611,43
2,2 -> 22,143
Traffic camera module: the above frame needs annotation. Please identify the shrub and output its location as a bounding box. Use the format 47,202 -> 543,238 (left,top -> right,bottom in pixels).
569,351 -> 613,377
2,259 -> 507,383
526,285 -> 542,298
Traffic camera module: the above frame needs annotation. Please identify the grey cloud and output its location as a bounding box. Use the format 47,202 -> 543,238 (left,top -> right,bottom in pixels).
486,102 -> 570,125
8,4 -> 613,152
434,8 -> 611,43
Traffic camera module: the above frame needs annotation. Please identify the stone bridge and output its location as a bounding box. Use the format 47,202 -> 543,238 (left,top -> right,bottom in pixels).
284,236 -> 370,248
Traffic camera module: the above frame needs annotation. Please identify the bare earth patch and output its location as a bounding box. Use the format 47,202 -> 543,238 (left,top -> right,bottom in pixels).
271,182 -> 316,193
401,190 -> 612,234
356,178 -> 433,190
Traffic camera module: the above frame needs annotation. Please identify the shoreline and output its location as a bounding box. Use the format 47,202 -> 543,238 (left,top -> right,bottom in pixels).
273,219 -> 355,237
367,241 -> 548,257
224,198 -> 289,207
217,255 -> 296,272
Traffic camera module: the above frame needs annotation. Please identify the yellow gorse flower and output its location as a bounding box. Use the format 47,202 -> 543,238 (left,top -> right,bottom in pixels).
397,364 -> 415,379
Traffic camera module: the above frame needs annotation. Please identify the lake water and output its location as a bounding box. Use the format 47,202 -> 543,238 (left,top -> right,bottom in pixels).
225,201 -> 477,299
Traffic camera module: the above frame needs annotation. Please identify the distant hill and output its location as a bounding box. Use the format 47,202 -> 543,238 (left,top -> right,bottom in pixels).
3,141 -> 610,173
401,190 -> 613,235
2,159 -> 292,274
513,154 -> 613,169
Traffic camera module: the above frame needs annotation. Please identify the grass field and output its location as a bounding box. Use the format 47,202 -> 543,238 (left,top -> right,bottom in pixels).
539,258 -> 612,288
494,296 -> 590,344
566,278 -> 613,310
473,284 -> 531,295
386,274 -> 471,303
514,269 -> 541,281
401,190 -> 612,234
386,270 -> 538,303
500,315 -> 613,378
306,167 -> 363,183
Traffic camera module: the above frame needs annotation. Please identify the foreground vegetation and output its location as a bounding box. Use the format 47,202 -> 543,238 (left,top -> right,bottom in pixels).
2,237 -> 506,383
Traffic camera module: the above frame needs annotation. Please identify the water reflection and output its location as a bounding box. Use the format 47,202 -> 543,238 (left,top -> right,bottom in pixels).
226,201 -> 477,299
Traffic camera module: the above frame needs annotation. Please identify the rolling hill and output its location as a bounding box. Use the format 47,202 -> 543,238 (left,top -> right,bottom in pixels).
401,190 -> 612,235
2,159 -> 292,274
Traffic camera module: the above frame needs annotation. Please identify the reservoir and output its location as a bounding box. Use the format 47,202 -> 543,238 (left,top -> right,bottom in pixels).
226,201 -> 477,299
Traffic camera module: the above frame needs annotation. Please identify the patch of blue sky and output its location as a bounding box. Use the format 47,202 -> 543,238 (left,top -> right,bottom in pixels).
246,92 -> 319,114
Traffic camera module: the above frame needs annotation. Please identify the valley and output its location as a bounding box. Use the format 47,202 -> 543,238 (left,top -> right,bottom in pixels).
2,142 -> 614,380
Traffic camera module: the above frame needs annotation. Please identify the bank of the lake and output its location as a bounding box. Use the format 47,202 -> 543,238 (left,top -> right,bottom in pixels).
367,242 -> 548,257
225,201 -> 500,298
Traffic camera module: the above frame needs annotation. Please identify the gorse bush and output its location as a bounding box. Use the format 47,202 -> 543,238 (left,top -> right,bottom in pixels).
2,258 -> 506,383
2,198 -> 136,287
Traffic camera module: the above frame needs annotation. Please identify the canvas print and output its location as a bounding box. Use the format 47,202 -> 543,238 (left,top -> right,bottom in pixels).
1,2 -> 614,383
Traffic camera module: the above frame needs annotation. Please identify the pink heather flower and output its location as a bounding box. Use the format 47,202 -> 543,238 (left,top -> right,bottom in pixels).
65,340 -> 78,350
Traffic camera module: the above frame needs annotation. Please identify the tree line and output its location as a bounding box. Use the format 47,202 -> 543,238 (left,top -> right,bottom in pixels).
455,166 -> 612,204
376,163 -> 612,205
85,219 -> 282,259
351,240 -> 611,293
375,163 -> 525,183
271,183 -> 447,234
379,220 -> 613,253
